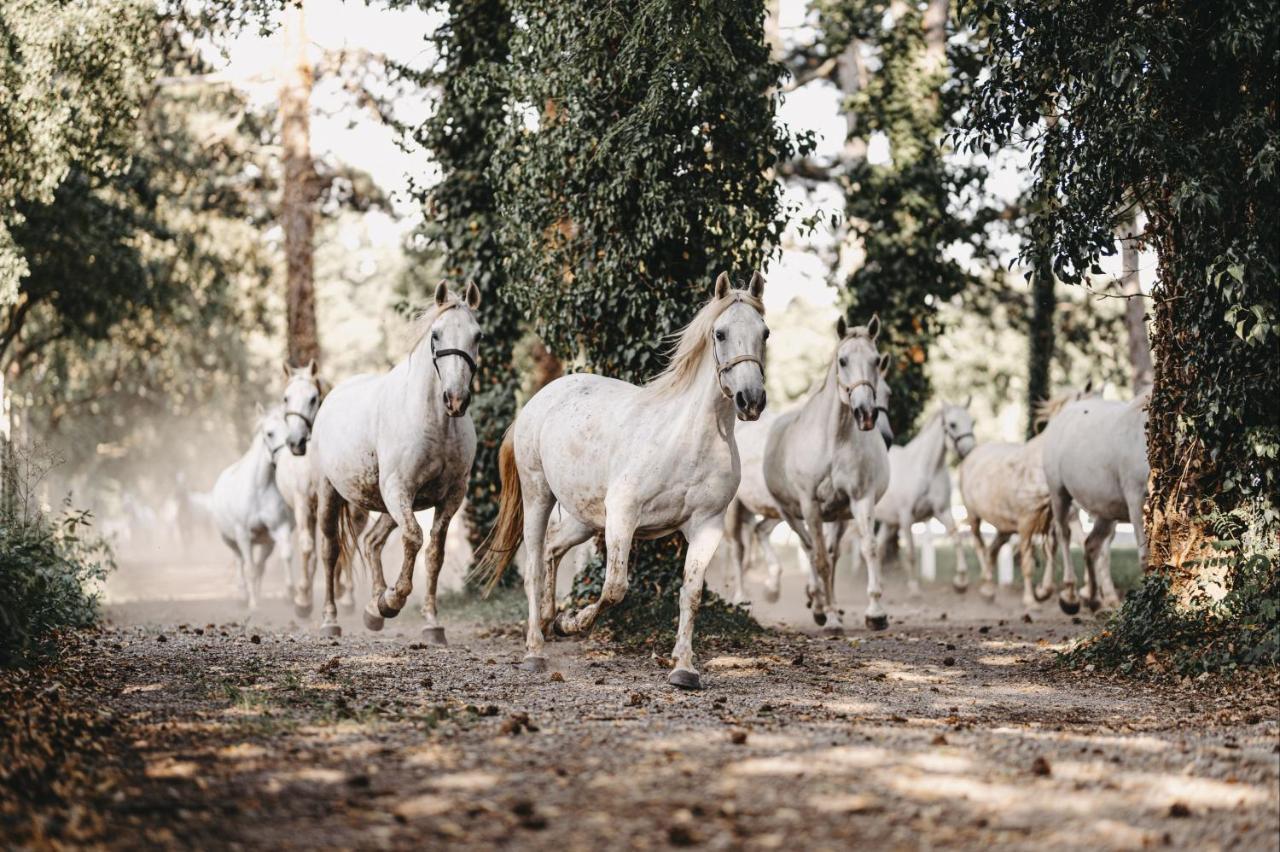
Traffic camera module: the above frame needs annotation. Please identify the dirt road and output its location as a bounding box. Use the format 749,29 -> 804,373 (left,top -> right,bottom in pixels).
5,566 -> 1250,852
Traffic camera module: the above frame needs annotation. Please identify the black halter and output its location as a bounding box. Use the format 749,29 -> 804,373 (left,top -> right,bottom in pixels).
432,345 -> 478,378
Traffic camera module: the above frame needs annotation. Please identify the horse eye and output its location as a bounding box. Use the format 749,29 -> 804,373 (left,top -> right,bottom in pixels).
715,330 -> 726,342
762,328 -> 770,340
838,357 -> 847,367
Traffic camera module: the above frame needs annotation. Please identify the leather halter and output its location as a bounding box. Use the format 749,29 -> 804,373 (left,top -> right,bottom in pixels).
840,378 -> 878,399
428,302 -> 479,379
262,431 -> 288,462
284,409 -> 313,430
716,352 -> 764,400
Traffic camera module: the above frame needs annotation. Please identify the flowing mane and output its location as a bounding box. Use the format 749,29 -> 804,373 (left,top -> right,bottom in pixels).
1033,388 -> 1085,429
640,291 -> 764,398
409,300 -> 461,352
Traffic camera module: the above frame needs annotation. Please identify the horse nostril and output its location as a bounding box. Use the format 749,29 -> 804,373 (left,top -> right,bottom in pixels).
734,391 -> 747,410
758,391 -> 767,412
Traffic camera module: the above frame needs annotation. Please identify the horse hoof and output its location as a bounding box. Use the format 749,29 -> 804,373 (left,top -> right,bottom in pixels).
764,585 -> 781,604
377,592 -> 402,619
521,656 -> 548,674
363,610 -> 385,632
320,623 -> 342,638
952,580 -> 968,594
979,584 -> 997,602
1084,597 -> 1102,613
812,611 -> 828,627
1059,597 -> 1081,616
668,669 -> 703,690
294,601 -> 313,619
552,616 -> 571,637
865,614 -> 889,631
421,626 -> 448,647
822,625 -> 845,638
339,598 -> 356,615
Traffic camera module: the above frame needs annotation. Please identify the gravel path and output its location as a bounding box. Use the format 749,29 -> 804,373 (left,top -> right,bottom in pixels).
50,584 -> 1274,852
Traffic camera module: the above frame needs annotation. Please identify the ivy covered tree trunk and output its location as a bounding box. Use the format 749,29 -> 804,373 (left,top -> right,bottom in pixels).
824,0 -> 989,438
497,0 -> 802,638
1025,261 -> 1054,438
279,1 -> 320,368
406,0 -> 519,560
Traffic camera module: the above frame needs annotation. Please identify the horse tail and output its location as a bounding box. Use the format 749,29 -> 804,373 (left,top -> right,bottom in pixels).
1028,498 -> 1057,602
336,502 -> 363,583
475,426 -> 524,596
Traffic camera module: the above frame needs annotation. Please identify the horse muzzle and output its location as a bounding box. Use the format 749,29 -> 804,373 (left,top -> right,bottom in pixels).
287,435 -> 308,456
442,391 -> 471,418
854,405 -> 878,432
734,388 -> 766,422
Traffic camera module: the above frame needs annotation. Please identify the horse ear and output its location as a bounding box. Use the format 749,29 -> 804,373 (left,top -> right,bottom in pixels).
748,271 -> 765,299
867,313 -> 881,341
254,401 -> 265,419
1083,378 -> 1094,395
282,361 -> 292,379
465,281 -> 482,309
434,281 -> 450,305
714,271 -> 731,300
305,359 -> 316,376
836,316 -> 848,339
878,352 -> 890,374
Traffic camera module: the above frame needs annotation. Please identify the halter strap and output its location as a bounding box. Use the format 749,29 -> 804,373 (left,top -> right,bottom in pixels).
840,378 -> 878,398
284,409 -> 313,430
715,353 -> 764,400
432,346 -> 478,377
262,431 -> 287,462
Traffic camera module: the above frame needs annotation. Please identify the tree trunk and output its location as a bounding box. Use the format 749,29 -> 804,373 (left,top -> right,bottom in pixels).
280,1 -> 320,369
1026,261 -> 1055,438
1118,211 -> 1153,390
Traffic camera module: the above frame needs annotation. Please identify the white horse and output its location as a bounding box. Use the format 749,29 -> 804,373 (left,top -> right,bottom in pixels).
1040,389 -> 1149,611
312,281 -> 482,642
762,316 -> 891,634
476,272 -> 769,690
854,401 -> 976,596
272,360 -> 325,614
723,372 -> 892,606
209,405 -> 296,609
957,390 -> 1087,611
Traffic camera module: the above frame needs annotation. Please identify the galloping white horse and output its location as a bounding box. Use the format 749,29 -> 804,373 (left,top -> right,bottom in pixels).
723,372 -> 892,606
855,401 -> 976,596
476,272 -> 769,690
312,281 -> 482,642
273,362 -> 326,615
1041,389 -> 1149,611
763,316 -> 891,634
210,405 -> 296,609
958,389 -> 1087,611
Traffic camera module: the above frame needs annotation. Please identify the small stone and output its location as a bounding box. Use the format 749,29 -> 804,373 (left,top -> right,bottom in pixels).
628,692 -> 645,707
931,734 -> 948,745
156,635 -> 167,643
549,672 -> 564,683
729,729 -> 748,745
250,634 -> 261,644
1168,802 -> 1191,818
1022,613 -> 1034,623
978,626 -> 990,634
939,612 -> 947,620
943,656 -> 956,667
1031,756 -> 1051,776
668,824 -> 700,847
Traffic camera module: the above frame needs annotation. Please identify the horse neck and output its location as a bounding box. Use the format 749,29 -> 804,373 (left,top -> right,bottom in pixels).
657,347 -> 737,450
906,413 -> 948,471
398,344 -> 448,424
245,432 -> 276,486
805,359 -> 854,441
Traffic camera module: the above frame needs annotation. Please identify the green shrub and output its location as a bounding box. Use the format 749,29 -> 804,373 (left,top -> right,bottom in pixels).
0,451 -> 113,668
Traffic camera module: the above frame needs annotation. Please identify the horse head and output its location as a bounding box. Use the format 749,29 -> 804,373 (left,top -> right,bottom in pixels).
834,314 -> 884,432
425,281 -> 483,417
282,360 -> 322,455
710,271 -> 769,421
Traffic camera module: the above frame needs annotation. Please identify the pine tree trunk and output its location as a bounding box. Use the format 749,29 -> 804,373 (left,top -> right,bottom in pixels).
280,1 -> 320,369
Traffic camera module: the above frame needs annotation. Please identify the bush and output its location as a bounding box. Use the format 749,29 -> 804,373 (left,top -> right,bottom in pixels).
0,448 -> 112,668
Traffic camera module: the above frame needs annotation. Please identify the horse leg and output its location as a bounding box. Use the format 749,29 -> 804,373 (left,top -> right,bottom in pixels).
316,481 -> 343,636
370,482 -> 422,623
798,500 -> 833,630
271,523 -> 293,609
540,514 -> 596,635
969,518 -> 995,600
853,497 -> 887,631
516,488 -> 554,672
899,510 -> 922,598
358,514 -> 397,630
293,491 -> 318,617
981,529 -> 1010,602
418,492 -> 463,647
1084,518 -> 1117,611
229,535 -> 251,606
940,511 -> 971,593
1126,488 -> 1149,570
338,507 -> 370,612
755,517 -> 784,602
668,516 -> 726,690
554,504 -> 635,637
724,499 -> 749,606
1049,489 -> 1079,614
